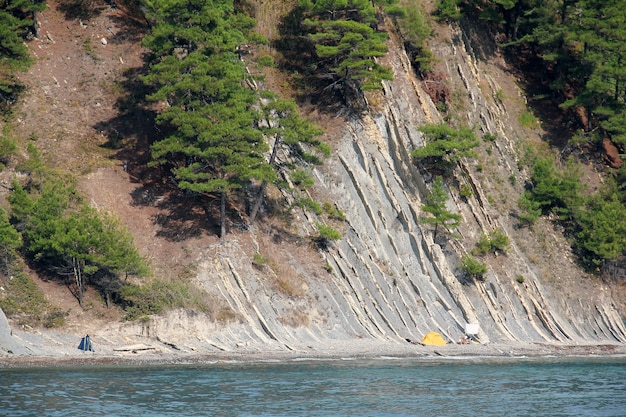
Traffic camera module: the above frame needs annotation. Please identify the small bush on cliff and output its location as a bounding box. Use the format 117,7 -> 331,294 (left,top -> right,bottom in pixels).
314,222 -> 342,250
473,229 -> 510,256
460,255 -> 487,281
119,279 -> 211,321
420,176 -> 461,239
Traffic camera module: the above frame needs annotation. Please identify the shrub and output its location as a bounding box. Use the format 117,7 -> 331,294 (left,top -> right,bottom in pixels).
296,197 -> 323,215
323,202 -> 346,221
435,0 -> 462,21
317,223 -> 341,240
459,183 -> 473,198
0,271 -> 66,328
256,55 -> 275,68
314,223 -> 341,249
473,229 -> 510,255
518,157 -> 583,224
385,5 -> 407,18
489,229 -> 510,253
483,133 -> 497,142
291,169 -> 315,189
119,280 -> 210,321
474,234 -> 492,255
460,255 -> 487,280
519,110 -> 537,128
0,135 -> 17,168
252,252 -> 268,267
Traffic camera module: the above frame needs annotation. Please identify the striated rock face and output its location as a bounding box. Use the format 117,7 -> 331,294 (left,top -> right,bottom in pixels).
2,3 -> 623,360
127,21 -> 625,353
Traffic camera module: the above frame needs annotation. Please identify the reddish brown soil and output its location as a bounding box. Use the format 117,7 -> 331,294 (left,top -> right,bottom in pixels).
3,0 -> 330,332
5,1 -> 221,330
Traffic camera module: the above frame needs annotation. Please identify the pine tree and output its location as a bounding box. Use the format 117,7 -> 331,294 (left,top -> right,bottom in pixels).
412,123 -> 478,174
248,99 -> 327,226
0,0 -> 46,108
9,178 -> 147,307
143,0 -> 271,241
0,207 -> 21,276
568,0 -> 626,145
576,192 -> 626,275
298,0 -> 393,106
523,157 -> 583,222
420,176 -> 461,239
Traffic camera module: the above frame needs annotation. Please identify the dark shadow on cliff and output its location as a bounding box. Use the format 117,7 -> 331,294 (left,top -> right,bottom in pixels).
456,10 -> 580,152
503,44 -> 580,151
273,4 -> 364,116
92,56 -> 227,241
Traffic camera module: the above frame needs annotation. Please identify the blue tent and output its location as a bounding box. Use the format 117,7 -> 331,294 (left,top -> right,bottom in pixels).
78,335 -> 94,352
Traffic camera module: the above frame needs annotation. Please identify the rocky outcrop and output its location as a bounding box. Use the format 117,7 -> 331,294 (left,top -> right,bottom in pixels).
4,12 -> 624,358
114,20 -> 625,353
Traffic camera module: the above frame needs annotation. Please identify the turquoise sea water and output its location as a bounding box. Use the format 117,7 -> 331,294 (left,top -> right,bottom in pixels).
1,356 -> 625,416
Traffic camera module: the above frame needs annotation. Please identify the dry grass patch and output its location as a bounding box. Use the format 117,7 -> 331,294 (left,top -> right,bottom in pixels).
279,307 -> 310,328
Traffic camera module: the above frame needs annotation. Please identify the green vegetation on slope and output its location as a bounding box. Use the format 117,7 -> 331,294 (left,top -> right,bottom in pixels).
433,0 -> 626,276
436,0 -> 626,149
520,153 -> 626,274
419,176 -> 461,239
0,0 -> 45,113
298,0 -> 393,104
142,0 -> 334,242
9,171 -> 149,307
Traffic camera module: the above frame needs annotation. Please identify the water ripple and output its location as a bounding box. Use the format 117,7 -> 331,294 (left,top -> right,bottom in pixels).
1,357 -> 625,416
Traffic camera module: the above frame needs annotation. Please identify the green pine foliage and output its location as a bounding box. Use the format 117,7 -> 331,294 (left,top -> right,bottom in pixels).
8,176 -> 148,307
297,0 -> 393,106
455,1 -> 626,148
143,0 -> 272,241
460,255 -> 487,280
314,222 -> 342,249
564,1 -> 626,146
575,190 -> 626,268
440,1 -> 626,270
518,154 -> 626,271
420,176 -> 461,239
473,229 -> 510,256
394,1 -> 435,73
0,207 -> 21,276
434,0 -> 462,21
248,99 -> 327,226
0,0 -> 45,111
412,123 -> 479,174
519,156 -> 583,224
0,128 -> 17,169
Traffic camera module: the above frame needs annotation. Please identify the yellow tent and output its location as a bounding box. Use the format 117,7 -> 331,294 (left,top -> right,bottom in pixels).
421,331 -> 447,346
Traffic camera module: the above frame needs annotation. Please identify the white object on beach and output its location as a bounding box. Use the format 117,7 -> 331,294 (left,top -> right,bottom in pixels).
465,323 -> 479,336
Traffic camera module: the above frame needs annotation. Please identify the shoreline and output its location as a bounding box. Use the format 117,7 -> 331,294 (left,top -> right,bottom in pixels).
3,341 -> 626,369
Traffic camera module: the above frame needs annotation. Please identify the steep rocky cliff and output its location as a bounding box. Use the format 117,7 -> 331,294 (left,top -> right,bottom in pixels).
1,1 -> 625,356
112,11 -> 626,352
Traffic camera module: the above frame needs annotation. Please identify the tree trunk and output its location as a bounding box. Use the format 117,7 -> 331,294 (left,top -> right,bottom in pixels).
249,181 -> 268,228
220,190 -> 227,244
249,135 -> 281,227
73,256 -> 85,307
32,11 -> 40,38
